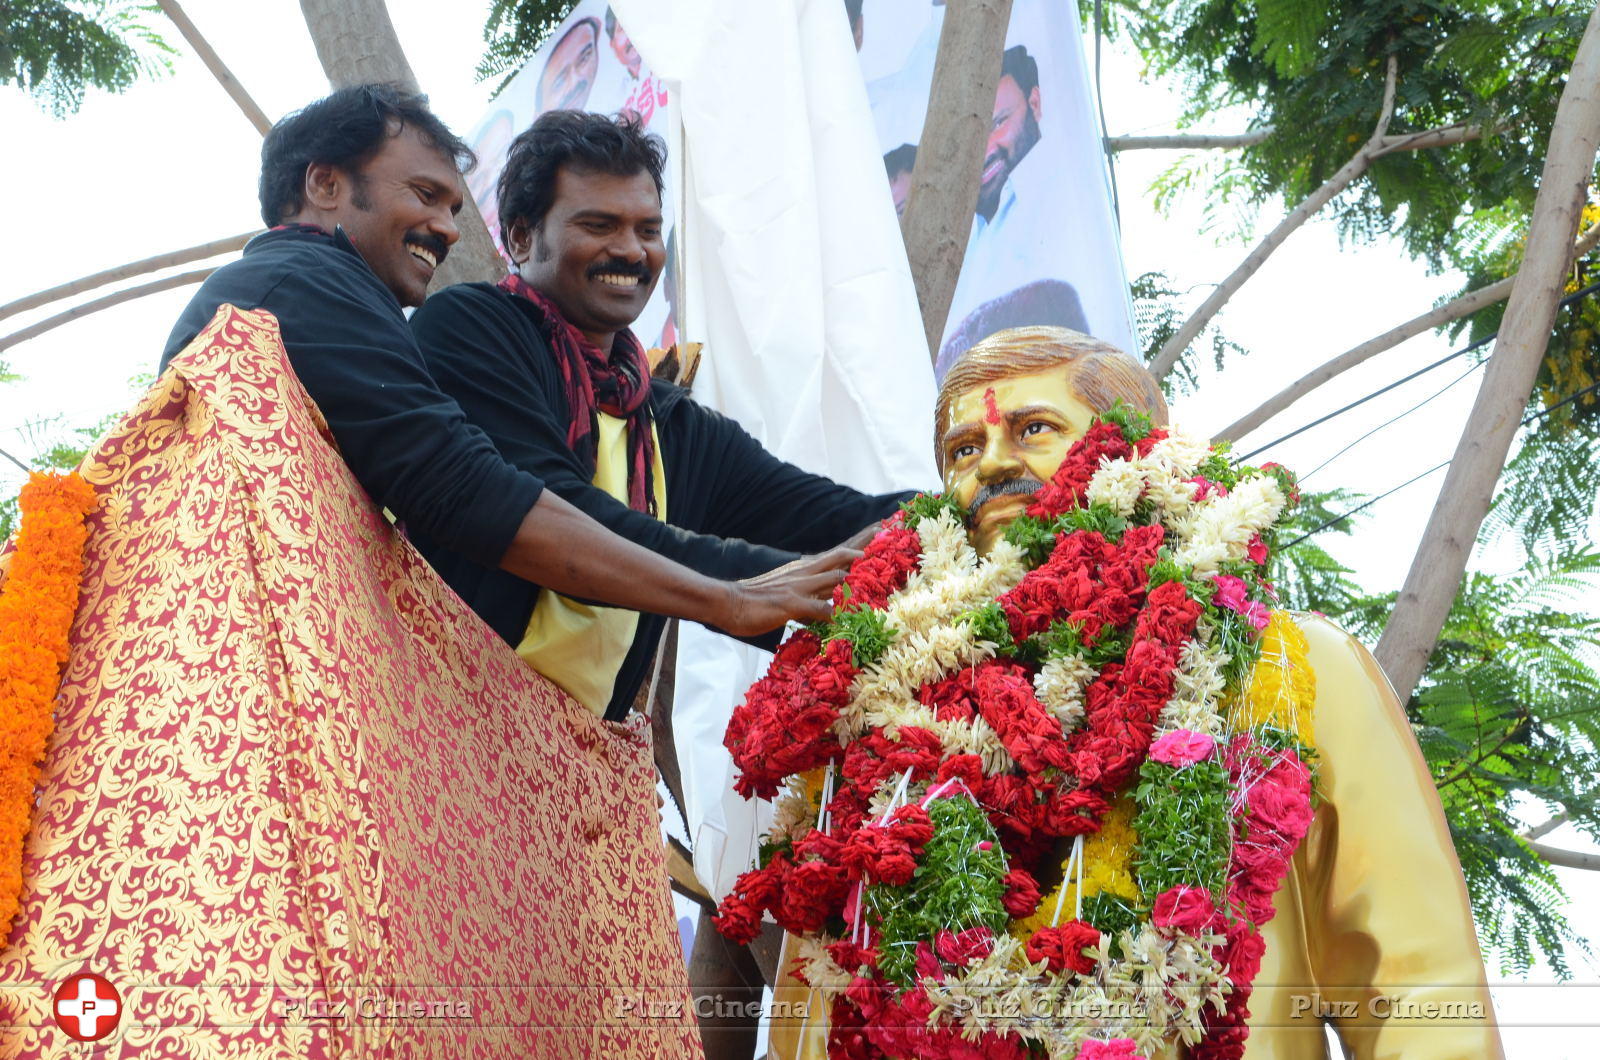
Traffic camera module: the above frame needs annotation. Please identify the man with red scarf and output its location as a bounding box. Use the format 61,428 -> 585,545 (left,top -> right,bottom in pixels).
410,111 -> 913,721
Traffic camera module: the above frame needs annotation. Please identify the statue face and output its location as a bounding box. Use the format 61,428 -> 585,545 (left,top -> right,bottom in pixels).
940,368 -> 1098,554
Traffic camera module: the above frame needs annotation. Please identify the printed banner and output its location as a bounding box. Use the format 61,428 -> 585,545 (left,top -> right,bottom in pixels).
853,0 -> 1137,378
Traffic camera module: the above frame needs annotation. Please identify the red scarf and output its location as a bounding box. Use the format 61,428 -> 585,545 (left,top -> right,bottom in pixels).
498,274 -> 658,515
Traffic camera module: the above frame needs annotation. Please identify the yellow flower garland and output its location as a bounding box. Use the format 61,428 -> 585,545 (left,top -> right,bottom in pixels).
1009,611 -> 1317,946
0,472 -> 96,935
1226,611 -> 1315,745
1010,794 -> 1141,943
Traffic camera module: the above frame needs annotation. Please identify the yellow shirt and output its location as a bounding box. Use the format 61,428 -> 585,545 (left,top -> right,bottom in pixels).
515,414 -> 667,716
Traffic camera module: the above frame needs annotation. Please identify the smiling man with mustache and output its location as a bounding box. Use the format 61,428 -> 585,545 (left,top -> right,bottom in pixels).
163,86 -> 857,666
410,111 -> 914,721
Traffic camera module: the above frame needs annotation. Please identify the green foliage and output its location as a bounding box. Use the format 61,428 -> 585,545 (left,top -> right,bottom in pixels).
866,796 -> 1008,987
821,604 -> 897,669
1,1 -> 172,116
478,0 -> 581,91
901,491 -> 968,530
1132,758 -> 1233,900
1131,270 -> 1252,395
1094,1 -> 1588,268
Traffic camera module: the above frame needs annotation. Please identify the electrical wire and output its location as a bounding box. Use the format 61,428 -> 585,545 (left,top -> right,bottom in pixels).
1241,278 -> 1600,461
1280,460 -> 1452,552
1300,360 -> 1484,482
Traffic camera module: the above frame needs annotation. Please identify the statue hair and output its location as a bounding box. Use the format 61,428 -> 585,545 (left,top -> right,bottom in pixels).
934,326 -> 1169,472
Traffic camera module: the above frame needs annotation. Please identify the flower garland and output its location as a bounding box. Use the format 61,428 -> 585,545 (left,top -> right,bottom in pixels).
718,408 -> 1314,1060
0,472 -> 96,937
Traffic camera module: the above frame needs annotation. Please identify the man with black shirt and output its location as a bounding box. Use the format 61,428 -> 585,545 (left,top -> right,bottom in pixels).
410,111 -> 913,721
163,85 -> 853,655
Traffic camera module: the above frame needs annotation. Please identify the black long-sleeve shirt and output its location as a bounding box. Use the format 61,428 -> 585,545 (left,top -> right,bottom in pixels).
161,226 -> 544,566
410,281 -> 913,719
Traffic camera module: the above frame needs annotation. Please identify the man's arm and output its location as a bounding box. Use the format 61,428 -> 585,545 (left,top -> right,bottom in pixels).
685,396 -> 920,553
411,285 -> 805,581
505,491 -> 858,637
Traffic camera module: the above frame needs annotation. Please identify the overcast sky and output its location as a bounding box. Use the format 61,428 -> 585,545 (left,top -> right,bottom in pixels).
1,1 -> 1596,1052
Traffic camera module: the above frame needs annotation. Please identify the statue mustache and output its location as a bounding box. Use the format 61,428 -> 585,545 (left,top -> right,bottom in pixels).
967,477 -> 1044,525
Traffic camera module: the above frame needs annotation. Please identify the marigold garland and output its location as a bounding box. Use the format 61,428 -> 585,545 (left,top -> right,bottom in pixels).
719,410 -> 1315,1060
0,472 -> 96,938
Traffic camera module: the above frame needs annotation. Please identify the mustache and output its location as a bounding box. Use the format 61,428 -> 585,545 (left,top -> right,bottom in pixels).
405,232 -> 449,266
587,258 -> 653,283
967,477 -> 1043,525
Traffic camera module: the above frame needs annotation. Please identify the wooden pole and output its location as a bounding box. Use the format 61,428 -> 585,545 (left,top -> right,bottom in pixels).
298,0 -> 506,288
898,0 -> 1015,361
154,0 -> 273,135
0,269 -> 215,354
1374,3 -> 1600,702
0,232 -> 258,325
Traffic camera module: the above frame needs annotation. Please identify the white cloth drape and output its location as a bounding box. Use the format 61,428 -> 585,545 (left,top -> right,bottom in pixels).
612,0 -> 940,901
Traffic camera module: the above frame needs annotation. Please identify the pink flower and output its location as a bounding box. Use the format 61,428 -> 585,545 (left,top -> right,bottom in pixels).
1151,885 -> 1217,934
1187,476 -> 1228,502
1247,535 -> 1268,564
1241,600 -> 1271,631
1078,1040 -> 1145,1060
1149,729 -> 1215,767
1211,574 -> 1249,612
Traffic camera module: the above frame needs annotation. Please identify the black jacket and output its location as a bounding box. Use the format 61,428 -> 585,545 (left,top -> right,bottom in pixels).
162,226 -> 544,566
410,281 -> 913,719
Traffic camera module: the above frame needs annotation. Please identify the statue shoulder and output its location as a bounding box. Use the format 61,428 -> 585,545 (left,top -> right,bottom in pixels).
1279,610 -> 1398,696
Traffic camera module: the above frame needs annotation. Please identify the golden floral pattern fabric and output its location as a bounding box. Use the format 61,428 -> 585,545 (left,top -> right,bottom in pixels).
0,306 -> 700,1059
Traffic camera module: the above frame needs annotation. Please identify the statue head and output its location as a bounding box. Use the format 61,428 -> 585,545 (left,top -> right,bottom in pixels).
936,326 -> 1168,553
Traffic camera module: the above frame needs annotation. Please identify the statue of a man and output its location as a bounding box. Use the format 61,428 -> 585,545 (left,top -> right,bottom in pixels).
757,326 -> 1504,1060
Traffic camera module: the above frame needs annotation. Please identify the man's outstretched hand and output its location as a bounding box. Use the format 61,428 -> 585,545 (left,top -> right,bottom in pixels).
717,544 -> 864,637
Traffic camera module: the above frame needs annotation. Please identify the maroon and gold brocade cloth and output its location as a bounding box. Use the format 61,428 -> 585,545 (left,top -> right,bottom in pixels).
0,306 -> 701,1059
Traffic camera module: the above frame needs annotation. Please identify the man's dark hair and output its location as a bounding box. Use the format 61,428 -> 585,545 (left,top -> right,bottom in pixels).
605,6 -> 619,37
844,0 -> 864,27
257,84 -> 474,227
497,110 -> 667,254
884,143 -> 917,179
1000,44 -> 1039,97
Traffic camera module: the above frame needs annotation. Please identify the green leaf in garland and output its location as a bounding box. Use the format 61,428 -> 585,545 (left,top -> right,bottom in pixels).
1132,758 -> 1232,901
1081,892 -> 1142,956
823,606 -> 898,669
866,796 -> 1009,987
960,601 -> 1018,656
901,492 -> 968,530
1099,400 -> 1155,444
1002,513 -> 1058,567
1052,502 -> 1129,541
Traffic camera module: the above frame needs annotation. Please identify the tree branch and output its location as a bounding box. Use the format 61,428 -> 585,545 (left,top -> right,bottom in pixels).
1528,840 -> 1600,871
0,232 -> 258,325
1522,813 -> 1571,841
1216,220 -> 1600,442
1375,3 -> 1600,702
1106,129 -> 1273,151
1375,124 -> 1484,154
1375,53 -> 1399,140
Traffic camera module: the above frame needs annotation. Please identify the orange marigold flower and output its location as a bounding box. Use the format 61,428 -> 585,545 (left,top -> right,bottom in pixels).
0,471 -> 96,936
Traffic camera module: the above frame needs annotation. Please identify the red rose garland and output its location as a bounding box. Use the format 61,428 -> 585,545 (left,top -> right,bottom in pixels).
715,412 -> 1310,1060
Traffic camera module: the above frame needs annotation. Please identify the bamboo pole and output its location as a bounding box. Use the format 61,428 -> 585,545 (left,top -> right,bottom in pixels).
0,269 -> 214,354
1374,4 -> 1600,702
0,232 -> 257,325
155,0 -> 273,135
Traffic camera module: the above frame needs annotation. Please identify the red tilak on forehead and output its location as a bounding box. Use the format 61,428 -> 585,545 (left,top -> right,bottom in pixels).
983,387 -> 1001,424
